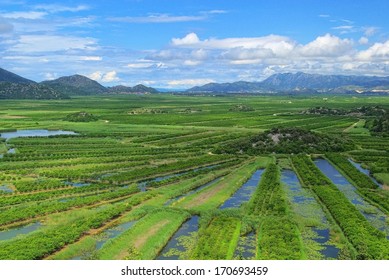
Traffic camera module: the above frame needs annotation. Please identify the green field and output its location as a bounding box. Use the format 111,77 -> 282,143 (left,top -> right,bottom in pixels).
0,94 -> 388,260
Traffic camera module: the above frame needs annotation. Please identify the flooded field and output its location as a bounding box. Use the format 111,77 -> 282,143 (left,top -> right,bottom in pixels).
281,169 -> 340,259
314,159 -> 389,238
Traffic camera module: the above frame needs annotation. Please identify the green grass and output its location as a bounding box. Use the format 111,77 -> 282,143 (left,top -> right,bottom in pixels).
190,216 -> 241,260
173,157 -> 271,211
97,209 -> 190,260
375,173 -> 389,186
343,119 -> 370,135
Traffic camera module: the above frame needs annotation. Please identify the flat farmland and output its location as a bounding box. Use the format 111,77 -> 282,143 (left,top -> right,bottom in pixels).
0,94 -> 388,260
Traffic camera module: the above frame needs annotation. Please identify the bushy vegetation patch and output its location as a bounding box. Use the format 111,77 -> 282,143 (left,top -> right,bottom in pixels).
215,127 -> 355,154
64,112 -> 98,122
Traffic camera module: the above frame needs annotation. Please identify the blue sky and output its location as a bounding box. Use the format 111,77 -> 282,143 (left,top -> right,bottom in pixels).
1,0 -> 389,88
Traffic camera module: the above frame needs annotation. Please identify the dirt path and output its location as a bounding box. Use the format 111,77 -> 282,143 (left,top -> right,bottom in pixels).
116,219 -> 169,259
183,181 -> 225,209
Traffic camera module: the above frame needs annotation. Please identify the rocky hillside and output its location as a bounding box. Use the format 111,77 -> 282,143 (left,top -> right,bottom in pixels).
41,75 -> 108,96
0,82 -> 69,99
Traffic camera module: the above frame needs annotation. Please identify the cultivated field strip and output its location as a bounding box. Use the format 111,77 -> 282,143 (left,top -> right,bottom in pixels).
247,163 -> 304,259
291,155 -> 389,259
1,95 -> 389,260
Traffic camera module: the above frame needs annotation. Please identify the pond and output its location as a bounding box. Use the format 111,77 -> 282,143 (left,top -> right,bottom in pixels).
71,220 -> 137,260
314,159 -> 389,238
0,184 -> 13,193
219,169 -> 264,209
0,222 -> 42,241
281,169 -> 339,259
96,220 -> 137,250
156,216 -> 199,260
0,129 -> 77,140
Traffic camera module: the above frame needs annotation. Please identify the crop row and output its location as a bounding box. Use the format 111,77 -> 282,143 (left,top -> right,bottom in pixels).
173,158 -> 261,210
190,216 -> 241,259
0,186 -> 139,226
0,183 -> 120,208
247,164 -> 287,216
146,159 -> 240,188
291,154 -> 389,259
247,163 -> 303,259
325,154 -> 378,189
1,147 -> 203,162
147,131 -> 225,146
105,154 -> 231,184
0,192 -> 155,260
325,153 -> 389,213
98,209 -> 190,260
37,160 -> 151,180
0,152 -> 201,171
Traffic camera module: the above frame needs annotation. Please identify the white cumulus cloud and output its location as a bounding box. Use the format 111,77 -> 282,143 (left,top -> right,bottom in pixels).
172,33 -> 201,46
171,33 -> 295,54
299,33 -> 353,57
357,40 -> 389,61
88,71 -> 120,83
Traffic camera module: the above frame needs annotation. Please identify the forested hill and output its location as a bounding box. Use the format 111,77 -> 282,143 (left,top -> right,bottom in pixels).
0,68 -> 159,99
0,82 -> 69,99
0,67 -> 68,99
41,75 -> 108,96
108,84 -> 159,94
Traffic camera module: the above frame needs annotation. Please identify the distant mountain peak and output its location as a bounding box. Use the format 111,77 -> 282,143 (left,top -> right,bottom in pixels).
187,72 -> 389,94
108,84 -> 158,94
41,74 -> 107,96
0,67 -> 35,84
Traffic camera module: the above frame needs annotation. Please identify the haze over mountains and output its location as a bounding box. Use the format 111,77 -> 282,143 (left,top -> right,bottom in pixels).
2,67 -> 389,99
188,72 -> 389,94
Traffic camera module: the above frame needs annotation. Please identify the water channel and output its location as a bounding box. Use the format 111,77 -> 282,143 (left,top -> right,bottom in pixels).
0,222 -> 43,241
348,158 -> 383,188
0,129 -> 77,158
137,164 -> 219,192
156,216 -> 199,260
0,129 -> 77,140
219,169 -> 264,209
281,169 -> 339,259
314,158 -> 389,238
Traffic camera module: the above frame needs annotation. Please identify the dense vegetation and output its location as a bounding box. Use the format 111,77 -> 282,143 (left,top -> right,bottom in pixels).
229,104 -> 254,112
215,127 -> 355,154
64,112 -> 98,122
0,82 -> 69,100
365,114 -> 389,134
248,164 -> 303,259
302,105 -> 387,116
191,216 -> 241,260
325,153 -> 389,213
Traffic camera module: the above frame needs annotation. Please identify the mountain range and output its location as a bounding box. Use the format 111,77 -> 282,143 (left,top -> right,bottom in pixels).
188,72 -> 389,94
0,67 -> 158,99
2,67 -> 389,99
